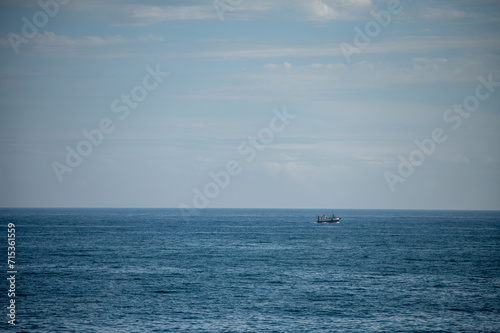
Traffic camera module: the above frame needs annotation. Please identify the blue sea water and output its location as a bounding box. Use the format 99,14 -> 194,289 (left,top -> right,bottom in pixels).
1,208 -> 500,332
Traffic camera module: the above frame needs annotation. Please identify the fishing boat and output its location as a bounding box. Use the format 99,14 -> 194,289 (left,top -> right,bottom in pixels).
316,214 -> 341,223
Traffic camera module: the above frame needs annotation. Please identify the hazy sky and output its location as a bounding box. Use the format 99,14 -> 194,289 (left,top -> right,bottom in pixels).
0,0 -> 499,210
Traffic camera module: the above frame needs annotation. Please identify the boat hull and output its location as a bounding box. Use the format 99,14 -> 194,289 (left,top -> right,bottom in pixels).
316,217 -> 341,223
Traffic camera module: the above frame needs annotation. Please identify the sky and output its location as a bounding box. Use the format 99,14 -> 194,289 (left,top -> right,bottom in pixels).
0,0 -> 499,210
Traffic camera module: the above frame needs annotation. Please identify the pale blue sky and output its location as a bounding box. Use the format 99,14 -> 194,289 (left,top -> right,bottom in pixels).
0,0 -> 499,209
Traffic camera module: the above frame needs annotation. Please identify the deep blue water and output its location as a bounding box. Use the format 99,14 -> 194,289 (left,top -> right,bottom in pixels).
1,209 -> 500,332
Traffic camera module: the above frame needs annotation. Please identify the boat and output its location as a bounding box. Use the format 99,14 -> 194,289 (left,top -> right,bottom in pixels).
316,214 -> 341,223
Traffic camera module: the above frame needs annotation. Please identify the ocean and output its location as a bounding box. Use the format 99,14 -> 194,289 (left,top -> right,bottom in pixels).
1,208 -> 499,332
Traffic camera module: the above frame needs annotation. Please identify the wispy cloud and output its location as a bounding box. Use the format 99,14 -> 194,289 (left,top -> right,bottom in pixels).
88,0 -> 376,24
117,5 -> 218,25
176,53 -> 500,102
294,0 -> 375,21
186,44 -> 342,59
34,32 -> 128,47
0,31 -> 164,57
2,0 -> 494,26
418,7 -> 480,20
15,0 -> 377,25
181,33 -> 500,60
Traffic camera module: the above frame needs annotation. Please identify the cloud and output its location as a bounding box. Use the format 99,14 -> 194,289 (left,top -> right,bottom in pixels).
56,1 -> 220,25
411,57 -> 449,73
108,0 -> 377,24
28,0 -> 377,25
260,161 -> 332,183
184,44 -> 342,59
181,33 -> 500,61
482,156 -> 498,164
2,0 -> 493,26
418,7 -> 480,20
33,31 -> 128,47
120,5 -> 218,25
72,0 -> 366,26
296,0 -> 375,21
0,31 -> 164,57
175,50 -> 500,103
